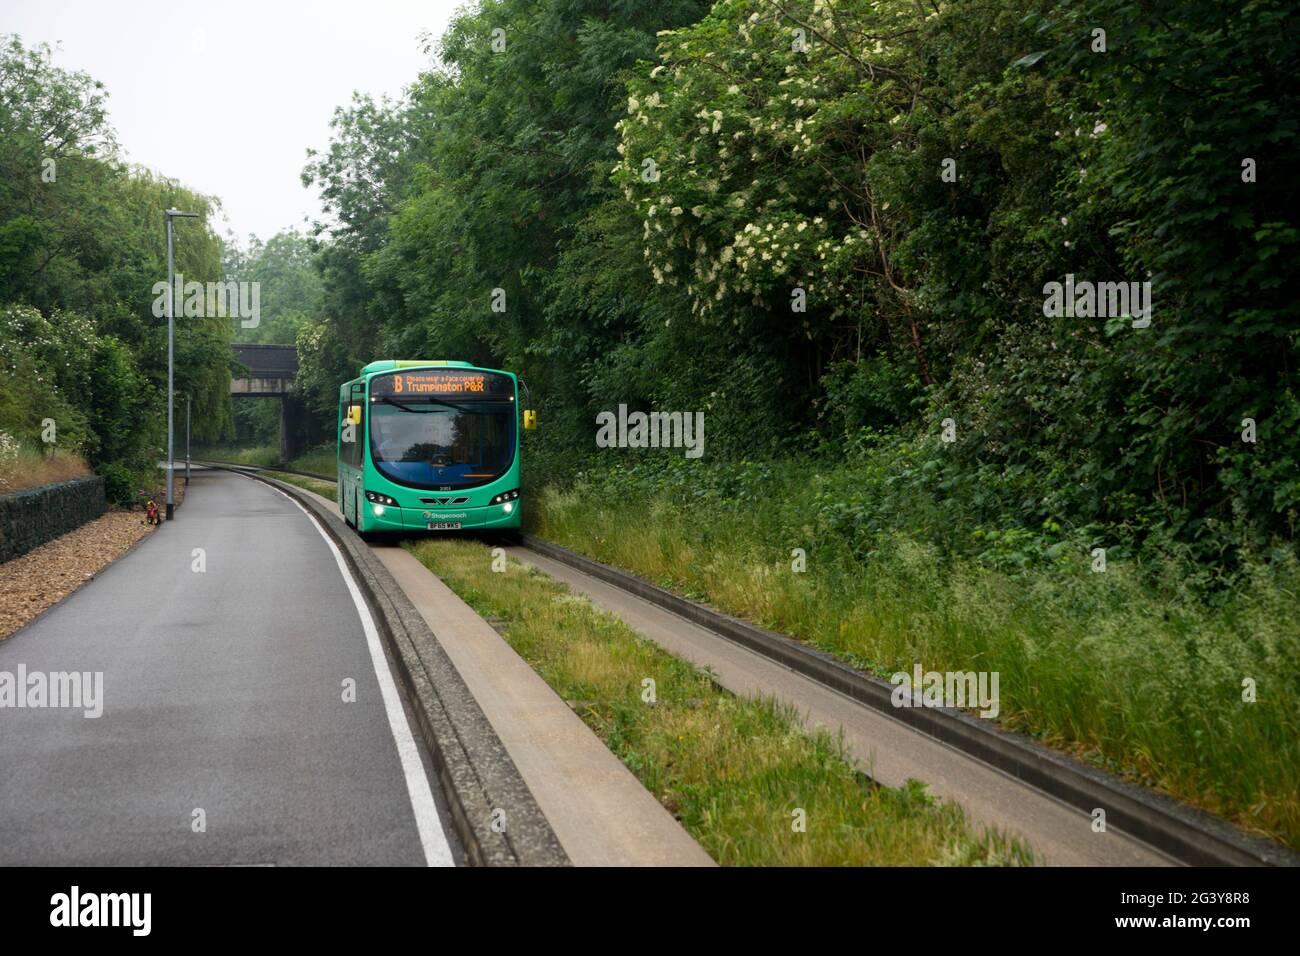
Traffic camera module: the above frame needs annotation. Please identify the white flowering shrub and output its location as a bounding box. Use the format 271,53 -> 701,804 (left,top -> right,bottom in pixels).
0,304 -> 93,454
615,0 -> 925,338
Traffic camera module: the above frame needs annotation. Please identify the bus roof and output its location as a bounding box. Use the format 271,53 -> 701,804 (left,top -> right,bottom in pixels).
344,360 -> 517,388
359,360 -> 476,375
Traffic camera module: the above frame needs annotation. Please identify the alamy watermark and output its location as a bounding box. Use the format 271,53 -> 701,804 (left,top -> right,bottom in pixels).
890,663 -> 999,719
0,666 -> 103,718
151,274 -> 260,328
50,886 -> 150,936
595,404 -> 705,459
1042,273 -> 1151,328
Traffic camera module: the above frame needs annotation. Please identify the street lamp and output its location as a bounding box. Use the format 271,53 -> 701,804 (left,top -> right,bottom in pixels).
165,208 -> 199,520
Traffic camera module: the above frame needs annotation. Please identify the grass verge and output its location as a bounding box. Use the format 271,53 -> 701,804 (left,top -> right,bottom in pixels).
193,443 -> 336,478
265,471 -> 336,499
194,444 -> 280,468
531,485 -> 1300,849
289,446 -> 337,477
405,536 -> 1035,866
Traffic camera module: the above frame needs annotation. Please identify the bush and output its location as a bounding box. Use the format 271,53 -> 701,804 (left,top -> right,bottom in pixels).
96,461 -> 137,506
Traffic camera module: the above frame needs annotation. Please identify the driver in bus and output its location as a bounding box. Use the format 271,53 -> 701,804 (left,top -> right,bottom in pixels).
373,418 -> 402,460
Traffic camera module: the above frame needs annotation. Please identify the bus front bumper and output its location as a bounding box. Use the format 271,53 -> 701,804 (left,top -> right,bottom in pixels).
364,502 -> 521,531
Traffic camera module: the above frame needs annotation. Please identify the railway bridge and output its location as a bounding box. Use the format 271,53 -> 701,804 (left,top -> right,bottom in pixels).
230,343 -> 306,461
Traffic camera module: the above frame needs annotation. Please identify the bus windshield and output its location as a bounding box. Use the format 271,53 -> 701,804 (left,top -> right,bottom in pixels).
368,398 -> 515,490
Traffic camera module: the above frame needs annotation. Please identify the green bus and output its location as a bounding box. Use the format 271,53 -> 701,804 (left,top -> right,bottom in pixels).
337,360 -> 533,538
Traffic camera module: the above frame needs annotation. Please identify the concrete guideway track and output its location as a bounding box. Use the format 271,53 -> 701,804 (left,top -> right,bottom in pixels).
504,545 -> 1172,867
0,467 -> 457,866
508,540 -> 1300,867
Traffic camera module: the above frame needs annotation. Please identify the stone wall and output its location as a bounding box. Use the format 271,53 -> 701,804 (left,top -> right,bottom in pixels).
0,476 -> 107,564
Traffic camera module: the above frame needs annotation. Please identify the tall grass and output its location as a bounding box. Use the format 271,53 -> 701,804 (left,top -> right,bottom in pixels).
192,442 -> 338,478
193,444 -> 280,468
0,432 -> 90,495
290,445 -> 337,478
532,484 -> 1300,849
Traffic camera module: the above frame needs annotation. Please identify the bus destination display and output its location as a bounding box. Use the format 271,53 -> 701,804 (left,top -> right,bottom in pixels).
371,369 -> 510,398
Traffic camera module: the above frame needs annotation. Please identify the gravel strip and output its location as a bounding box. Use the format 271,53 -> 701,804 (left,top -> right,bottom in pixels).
0,483 -> 185,642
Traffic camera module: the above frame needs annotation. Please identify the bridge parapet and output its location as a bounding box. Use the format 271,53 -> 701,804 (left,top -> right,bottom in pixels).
231,344 -> 298,396
231,375 -> 295,397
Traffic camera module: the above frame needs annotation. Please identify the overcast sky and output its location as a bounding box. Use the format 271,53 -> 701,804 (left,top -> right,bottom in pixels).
4,0 -> 461,245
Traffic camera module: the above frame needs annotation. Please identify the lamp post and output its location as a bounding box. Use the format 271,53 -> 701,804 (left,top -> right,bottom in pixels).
165,208 -> 199,520
185,393 -> 191,486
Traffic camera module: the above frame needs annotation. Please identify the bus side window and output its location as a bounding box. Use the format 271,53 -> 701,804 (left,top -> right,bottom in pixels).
339,387 -> 364,468
349,384 -> 366,467
339,394 -> 350,462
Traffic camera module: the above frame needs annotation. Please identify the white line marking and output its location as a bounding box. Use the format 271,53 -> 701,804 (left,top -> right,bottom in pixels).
268,483 -> 454,867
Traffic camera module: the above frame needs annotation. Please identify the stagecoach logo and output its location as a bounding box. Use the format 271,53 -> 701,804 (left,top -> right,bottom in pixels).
595,404 -> 705,459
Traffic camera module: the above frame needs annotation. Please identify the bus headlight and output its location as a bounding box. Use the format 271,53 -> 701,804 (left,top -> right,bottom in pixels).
373,504 -> 385,516
490,489 -> 520,506
365,491 -> 398,506
502,501 -> 514,514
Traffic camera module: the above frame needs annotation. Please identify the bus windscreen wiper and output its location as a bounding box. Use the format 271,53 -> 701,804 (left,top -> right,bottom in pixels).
376,396 -> 475,413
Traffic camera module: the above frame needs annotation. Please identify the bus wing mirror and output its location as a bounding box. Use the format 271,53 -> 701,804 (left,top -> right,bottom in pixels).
523,409 -> 537,431
346,405 -> 362,425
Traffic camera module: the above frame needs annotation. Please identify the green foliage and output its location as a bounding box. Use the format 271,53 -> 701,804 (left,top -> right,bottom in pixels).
0,305 -> 90,451
0,35 -> 235,473
291,0 -> 1298,571
605,0 -> 1297,563
225,229 -> 323,346
95,461 -> 137,506
298,0 -> 714,451
231,397 -> 281,445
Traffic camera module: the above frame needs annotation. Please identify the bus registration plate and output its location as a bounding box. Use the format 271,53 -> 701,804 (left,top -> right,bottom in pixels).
427,521 -> 462,530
